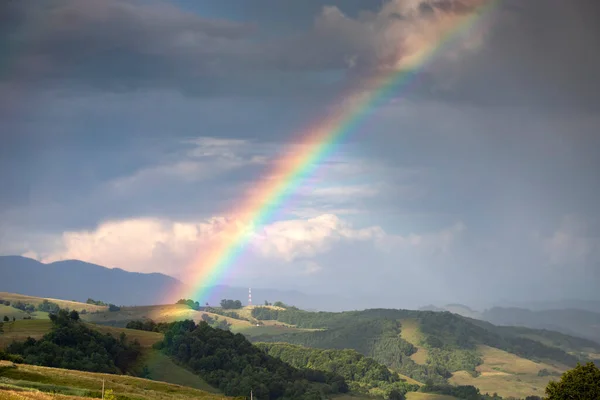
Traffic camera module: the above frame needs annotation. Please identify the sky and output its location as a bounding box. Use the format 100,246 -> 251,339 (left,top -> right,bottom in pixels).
1,0 -> 600,309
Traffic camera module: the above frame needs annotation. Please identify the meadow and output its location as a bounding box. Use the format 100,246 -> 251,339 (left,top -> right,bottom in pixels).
0,361 -> 235,400
0,293 -> 106,313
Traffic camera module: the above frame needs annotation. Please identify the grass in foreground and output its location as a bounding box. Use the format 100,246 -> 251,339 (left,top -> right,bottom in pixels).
0,361 -> 235,400
136,349 -> 219,393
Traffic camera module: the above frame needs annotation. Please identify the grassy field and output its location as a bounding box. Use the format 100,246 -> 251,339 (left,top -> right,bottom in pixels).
82,304 -> 253,329
0,293 -> 107,313
399,319 -> 428,365
0,361 -> 236,400
0,320 -> 52,349
405,393 -> 457,400
448,345 -> 563,398
136,349 -> 218,393
88,324 -> 163,348
0,320 -> 164,350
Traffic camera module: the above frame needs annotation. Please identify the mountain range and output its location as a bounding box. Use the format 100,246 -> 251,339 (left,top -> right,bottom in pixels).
2,255 -> 600,343
0,256 -> 345,309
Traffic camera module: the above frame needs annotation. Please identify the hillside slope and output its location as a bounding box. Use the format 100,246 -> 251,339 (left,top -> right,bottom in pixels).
481,306 -> 600,342
0,360 -> 234,400
246,307 -> 600,398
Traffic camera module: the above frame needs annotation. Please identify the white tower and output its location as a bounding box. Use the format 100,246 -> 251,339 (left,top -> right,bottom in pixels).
248,288 -> 252,306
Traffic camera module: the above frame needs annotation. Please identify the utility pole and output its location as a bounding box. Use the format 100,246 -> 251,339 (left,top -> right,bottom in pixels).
102,378 -> 105,400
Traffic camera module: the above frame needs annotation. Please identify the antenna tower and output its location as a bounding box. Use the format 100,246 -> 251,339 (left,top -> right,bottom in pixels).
248,288 -> 252,306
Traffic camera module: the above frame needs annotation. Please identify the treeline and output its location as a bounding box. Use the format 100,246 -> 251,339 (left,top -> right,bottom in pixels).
5,310 -> 141,373
87,298 -> 120,311
125,319 -> 171,333
256,342 -> 419,398
176,298 -> 201,310
155,320 -> 349,399
126,314 -> 231,333
220,299 -> 242,309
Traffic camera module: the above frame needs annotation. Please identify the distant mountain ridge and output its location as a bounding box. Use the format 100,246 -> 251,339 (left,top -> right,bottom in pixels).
0,256 -> 347,309
418,302 -> 600,342
0,256 -> 184,306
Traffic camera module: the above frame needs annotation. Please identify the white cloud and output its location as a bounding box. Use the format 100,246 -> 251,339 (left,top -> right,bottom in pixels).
251,214 -> 384,262
28,213 -> 463,279
275,0 -> 490,75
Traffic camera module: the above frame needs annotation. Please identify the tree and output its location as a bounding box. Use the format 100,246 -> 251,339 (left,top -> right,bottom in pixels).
220,299 -> 242,309
3,316 -> 8,322
69,310 -> 80,321
388,389 -> 405,400
545,362 -> 600,400
104,389 -> 116,400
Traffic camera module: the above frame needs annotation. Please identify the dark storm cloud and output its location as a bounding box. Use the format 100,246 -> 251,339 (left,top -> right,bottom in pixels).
0,0 -> 257,92
423,0 -> 600,109
3,0 -> 599,109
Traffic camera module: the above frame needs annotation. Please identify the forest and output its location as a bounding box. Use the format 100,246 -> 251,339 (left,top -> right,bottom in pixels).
250,307 -> 586,384
155,320 -> 348,399
256,342 -> 419,396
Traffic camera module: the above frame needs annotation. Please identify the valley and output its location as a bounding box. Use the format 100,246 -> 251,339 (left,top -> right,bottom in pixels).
1,292 -> 599,399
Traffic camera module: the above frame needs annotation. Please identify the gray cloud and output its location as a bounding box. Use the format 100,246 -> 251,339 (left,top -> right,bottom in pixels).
3,0 -> 599,109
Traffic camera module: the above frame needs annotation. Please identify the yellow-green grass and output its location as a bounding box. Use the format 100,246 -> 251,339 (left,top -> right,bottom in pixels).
399,319 -> 428,365
82,304 -> 252,328
396,373 -> 422,386
406,393 -> 458,400
0,388 -> 89,400
448,345 -> 563,399
0,293 -> 106,313
0,320 -> 163,350
0,361 -> 237,400
0,307 -> 49,322
0,320 -> 52,349
87,324 -> 164,348
136,349 -> 219,393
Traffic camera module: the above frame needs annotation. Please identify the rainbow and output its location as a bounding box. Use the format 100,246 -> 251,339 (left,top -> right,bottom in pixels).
171,1 -> 497,304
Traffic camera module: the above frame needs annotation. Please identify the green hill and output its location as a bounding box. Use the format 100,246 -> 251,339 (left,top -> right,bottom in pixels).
246,307 -> 600,398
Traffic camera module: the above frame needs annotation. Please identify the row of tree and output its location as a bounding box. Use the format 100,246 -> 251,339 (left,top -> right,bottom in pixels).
86,298 -> 121,311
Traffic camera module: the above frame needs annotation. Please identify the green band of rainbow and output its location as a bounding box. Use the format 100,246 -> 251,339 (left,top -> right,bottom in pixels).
169,1 -> 498,304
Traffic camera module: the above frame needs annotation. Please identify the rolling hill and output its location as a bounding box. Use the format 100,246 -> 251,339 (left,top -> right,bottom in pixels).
419,302 -> 600,343
481,307 -> 600,343
0,360 -> 234,400
3,292 -> 599,398
245,307 -> 600,398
